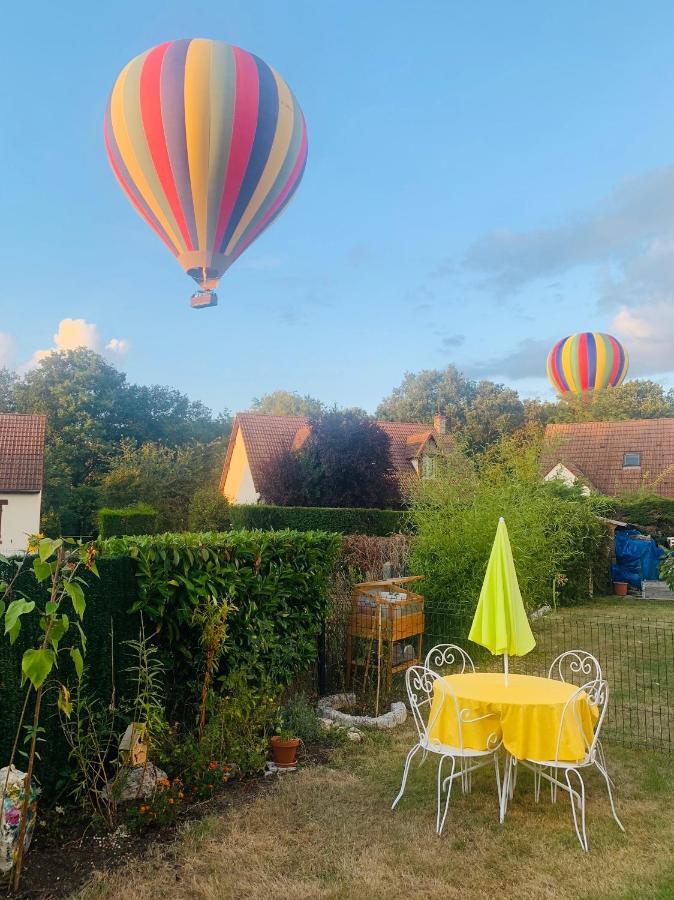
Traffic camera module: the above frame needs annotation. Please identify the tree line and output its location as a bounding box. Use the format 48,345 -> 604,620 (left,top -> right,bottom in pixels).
2,351 -> 674,533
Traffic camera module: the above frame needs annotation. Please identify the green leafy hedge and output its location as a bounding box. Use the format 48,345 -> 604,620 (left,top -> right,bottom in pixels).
228,504 -> 407,536
99,529 -> 341,711
98,503 -> 158,538
610,493 -> 674,542
0,557 -> 140,796
2,530 -> 340,796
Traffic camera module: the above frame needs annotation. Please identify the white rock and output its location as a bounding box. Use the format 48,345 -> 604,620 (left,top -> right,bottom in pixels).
347,729 -> 363,743
117,763 -> 168,801
317,694 -> 407,730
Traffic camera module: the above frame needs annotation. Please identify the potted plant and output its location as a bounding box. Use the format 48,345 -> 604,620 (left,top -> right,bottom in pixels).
270,706 -> 300,768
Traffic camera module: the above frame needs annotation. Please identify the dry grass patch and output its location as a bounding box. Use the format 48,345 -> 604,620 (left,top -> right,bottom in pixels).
77,725 -> 674,900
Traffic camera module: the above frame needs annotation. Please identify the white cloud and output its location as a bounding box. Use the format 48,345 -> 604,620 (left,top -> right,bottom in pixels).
106,337 -> 130,356
611,302 -> 674,376
18,318 -> 130,372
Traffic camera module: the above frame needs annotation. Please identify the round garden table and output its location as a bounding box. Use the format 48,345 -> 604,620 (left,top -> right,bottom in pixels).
427,672 -> 598,762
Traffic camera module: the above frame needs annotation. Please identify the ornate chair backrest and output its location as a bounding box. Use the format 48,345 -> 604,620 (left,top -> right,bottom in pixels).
549,650 -> 602,689
424,643 -> 475,675
405,665 -> 501,755
555,678 -> 608,765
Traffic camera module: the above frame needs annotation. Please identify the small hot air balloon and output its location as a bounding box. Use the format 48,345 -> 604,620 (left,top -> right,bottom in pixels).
104,39 -> 307,308
546,332 -> 629,395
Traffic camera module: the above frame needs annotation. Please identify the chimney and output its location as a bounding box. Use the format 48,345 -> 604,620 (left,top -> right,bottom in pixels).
433,414 -> 447,434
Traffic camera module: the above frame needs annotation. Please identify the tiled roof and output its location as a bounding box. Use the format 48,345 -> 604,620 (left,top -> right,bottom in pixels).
542,418 -> 674,496
220,413 -> 454,492
0,414 -> 46,492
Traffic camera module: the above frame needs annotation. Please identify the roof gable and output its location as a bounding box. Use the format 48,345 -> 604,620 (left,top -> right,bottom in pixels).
220,413 -> 455,492
0,414 -> 46,492
542,418 -> 674,496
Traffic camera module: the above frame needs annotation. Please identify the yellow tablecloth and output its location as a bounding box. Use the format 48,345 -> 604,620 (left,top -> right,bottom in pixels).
427,673 -> 598,762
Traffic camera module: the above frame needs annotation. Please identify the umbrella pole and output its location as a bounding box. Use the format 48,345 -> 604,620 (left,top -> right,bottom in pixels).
504,652 -> 509,686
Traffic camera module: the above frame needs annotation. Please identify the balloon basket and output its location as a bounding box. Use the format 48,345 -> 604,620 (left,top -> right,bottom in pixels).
190,291 -> 218,309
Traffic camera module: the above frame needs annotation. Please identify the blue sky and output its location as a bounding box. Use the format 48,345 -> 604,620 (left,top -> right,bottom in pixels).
3,1 -> 674,416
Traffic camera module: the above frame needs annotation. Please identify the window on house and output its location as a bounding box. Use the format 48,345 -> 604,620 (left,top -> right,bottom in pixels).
623,452 -> 641,468
421,454 -> 437,479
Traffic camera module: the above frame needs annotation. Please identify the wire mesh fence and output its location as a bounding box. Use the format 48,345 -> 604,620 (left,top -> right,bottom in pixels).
424,605 -> 674,753
320,596 -> 674,752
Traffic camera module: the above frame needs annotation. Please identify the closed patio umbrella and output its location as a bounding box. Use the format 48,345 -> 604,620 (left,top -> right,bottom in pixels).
468,517 -> 535,684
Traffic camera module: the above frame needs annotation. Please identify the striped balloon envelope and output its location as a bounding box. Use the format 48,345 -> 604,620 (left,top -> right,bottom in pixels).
546,332 -> 629,395
104,39 -> 307,308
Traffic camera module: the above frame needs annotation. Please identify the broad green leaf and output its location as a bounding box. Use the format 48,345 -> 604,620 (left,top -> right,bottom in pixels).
4,598 -> 35,636
33,558 -> 52,582
0,599 -> 5,618
48,614 -> 70,651
22,648 -> 56,689
45,600 -> 57,615
64,581 -> 86,618
69,647 -> 84,680
39,537 -> 62,562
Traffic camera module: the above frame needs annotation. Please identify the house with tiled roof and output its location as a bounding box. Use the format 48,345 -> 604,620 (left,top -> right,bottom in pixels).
542,418 -> 674,497
220,412 -> 452,504
0,414 -> 46,551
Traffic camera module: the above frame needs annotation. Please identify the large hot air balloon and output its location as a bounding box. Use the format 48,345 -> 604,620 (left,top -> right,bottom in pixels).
104,39 -> 307,308
546,332 -> 629,395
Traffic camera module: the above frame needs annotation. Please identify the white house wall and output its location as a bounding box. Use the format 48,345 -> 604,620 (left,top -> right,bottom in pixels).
222,430 -> 260,505
0,492 -> 42,553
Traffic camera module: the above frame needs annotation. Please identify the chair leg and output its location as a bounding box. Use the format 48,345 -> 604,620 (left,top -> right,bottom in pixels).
509,757 -> 518,799
551,769 -> 558,804
534,767 -> 541,803
500,754 -> 513,824
564,768 -> 588,851
594,758 -> 625,833
493,753 -> 502,813
437,756 -> 456,836
392,744 -> 420,810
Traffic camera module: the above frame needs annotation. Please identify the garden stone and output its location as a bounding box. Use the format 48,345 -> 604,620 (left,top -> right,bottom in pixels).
347,729 -> 363,743
117,763 -> 168,801
317,694 -> 407,730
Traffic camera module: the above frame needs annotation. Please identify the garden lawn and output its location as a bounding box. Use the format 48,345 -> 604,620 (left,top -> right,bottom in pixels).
78,725 -> 674,900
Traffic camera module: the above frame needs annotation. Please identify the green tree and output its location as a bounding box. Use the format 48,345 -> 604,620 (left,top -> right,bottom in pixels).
251,390 -> 325,417
377,365 -> 525,453
122,383 -> 231,444
188,487 -> 231,532
0,367 -> 18,411
99,440 -> 225,532
525,380 -> 674,427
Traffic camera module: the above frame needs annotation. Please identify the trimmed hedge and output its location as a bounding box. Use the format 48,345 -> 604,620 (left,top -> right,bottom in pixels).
0,557 -> 140,796
2,530 -> 341,797
98,503 -> 158,538
228,504 -> 407,536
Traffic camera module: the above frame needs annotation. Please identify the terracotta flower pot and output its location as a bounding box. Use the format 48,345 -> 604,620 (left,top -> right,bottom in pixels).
613,581 -> 629,597
270,736 -> 300,768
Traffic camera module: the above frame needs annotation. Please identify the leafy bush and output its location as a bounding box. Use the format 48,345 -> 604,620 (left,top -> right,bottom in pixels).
279,695 -> 323,743
98,530 -> 341,716
98,503 -> 158,538
188,487 -> 231,532
409,432 -> 611,638
610,492 -> 674,544
228,505 -> 407,536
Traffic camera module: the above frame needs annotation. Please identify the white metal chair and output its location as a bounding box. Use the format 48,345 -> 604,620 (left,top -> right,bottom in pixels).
548,649 -> 602,686
392,665 -> 503,835
424,643 -> 475,675
505,678 -> 624,851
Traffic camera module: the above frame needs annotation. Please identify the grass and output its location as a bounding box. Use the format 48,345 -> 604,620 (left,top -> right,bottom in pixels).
76,726 -> 674,900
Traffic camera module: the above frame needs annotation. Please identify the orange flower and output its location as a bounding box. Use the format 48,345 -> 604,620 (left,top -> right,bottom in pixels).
168,798 -> 174,805
139,805 -> 148,814
208,760 -> 218,770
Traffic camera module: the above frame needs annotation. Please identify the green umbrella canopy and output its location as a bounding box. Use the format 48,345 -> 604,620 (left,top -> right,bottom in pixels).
468,517 -> 536,659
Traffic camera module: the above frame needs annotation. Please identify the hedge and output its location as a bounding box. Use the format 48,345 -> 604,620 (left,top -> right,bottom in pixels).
610,493 -> 674,542
0,556 -> 140,796
228,504 -> 407,536
2,530 -> 341,796
98,503 -> 158,538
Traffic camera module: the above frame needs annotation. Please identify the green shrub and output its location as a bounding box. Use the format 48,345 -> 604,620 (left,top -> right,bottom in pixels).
98,503 -> 158,538
409,433 -> 611,639
228,505 -> 407,536
610,492 -> 674,543
98,529 -> 341,716
279,695 -> 323,743
188,487 -> 231,532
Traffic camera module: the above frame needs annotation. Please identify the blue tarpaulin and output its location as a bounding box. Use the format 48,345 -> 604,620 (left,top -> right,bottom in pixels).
611,528 -> 665,589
